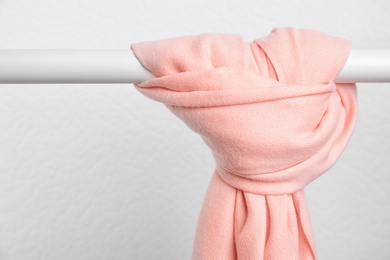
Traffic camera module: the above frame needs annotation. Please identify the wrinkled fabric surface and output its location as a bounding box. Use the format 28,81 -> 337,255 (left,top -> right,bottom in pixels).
130,27 -> 358,260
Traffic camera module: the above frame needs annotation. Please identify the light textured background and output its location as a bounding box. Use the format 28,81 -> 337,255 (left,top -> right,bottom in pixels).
0,0 -> 389,259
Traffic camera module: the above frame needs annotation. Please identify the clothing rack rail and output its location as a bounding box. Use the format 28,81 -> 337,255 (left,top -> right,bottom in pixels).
0,50 -> 389,84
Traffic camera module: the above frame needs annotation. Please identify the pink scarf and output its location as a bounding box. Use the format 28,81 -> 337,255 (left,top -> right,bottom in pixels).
131,27 -> 357,260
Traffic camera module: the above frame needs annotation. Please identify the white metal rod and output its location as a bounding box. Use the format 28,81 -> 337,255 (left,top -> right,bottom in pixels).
0,49 -> 389,84
0,50 -> 155,84
335,50 -> 390,83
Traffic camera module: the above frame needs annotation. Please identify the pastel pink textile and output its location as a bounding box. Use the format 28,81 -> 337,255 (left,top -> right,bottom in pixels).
131,27 -> 357,259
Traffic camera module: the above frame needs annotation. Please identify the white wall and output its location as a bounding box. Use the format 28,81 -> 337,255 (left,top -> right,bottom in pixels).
0,0 -> 389,259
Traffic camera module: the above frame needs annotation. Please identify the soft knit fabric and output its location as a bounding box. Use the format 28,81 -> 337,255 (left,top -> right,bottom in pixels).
130,27 -> 357,260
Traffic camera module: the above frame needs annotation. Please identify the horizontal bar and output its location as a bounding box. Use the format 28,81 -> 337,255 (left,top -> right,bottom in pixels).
0,49 -> 389,84
0,50 -> 154,84
336,49 -> 390,83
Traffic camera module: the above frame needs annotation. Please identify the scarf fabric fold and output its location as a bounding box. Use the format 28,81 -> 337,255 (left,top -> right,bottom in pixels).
130,27 -> 358,260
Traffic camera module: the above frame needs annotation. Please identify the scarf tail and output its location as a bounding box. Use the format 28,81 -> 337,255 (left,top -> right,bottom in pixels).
193,170 -> 316,260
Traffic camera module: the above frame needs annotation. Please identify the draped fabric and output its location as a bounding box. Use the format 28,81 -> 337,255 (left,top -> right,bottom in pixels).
130,27 -> 358,260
